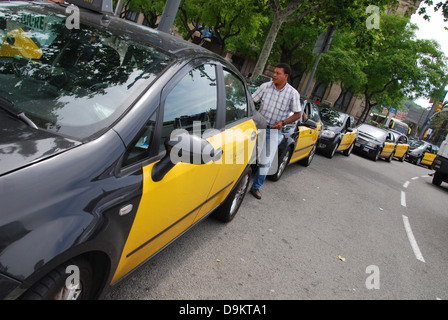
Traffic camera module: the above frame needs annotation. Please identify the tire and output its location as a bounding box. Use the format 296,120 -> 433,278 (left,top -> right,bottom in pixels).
299,144 -> 316,167
372,148 -> 381,161
213,167 -> 251,222
342,142 -> 354,156
386,151 -> 395,162
432,171 -> 443,186
20,258 -> 93,300
416,157 -> 422,166
400,152 -> 406,162
324,141 -> 339,158
268,147 -> 291,181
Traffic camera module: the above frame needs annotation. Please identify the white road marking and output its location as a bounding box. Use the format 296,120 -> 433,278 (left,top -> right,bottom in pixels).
411,177 -> 419,180
403,181 -> 410,188
401,191 -> 406,207
402,215 -> 425,263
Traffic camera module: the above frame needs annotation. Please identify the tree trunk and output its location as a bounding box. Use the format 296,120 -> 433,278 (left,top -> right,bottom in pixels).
250,14 -> 283,81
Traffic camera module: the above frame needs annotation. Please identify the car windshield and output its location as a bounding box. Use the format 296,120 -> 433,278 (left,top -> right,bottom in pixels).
319,107 -> 346,127
409,140 -> 426,148
0,3 -> 173,140
357,124 -> 387,142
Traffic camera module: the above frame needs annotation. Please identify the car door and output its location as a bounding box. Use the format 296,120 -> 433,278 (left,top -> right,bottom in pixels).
380,132 -> 396,157
422,145 -> 437,165
193,67 -> 257,221
290,102 -> 318,162
338,115 -> 356,151
395,134 -> 409,158
112,63 -> 225,283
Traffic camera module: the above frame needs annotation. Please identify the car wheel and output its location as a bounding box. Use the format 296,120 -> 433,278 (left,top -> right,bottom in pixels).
20,258 -> 93,300
342,142 -> 354,156
400,152 -> 406,162
299,143 -> 316,167
416,157 -> 422,166
213,167 -> 251,222
372,148 -> 381,161
325,141 -> 339,158
432,171 -> 443,186
268,147 -> 291,181
386,151 -> 395,162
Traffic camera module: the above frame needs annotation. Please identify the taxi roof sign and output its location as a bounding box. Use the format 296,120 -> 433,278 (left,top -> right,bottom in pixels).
66,0 -> 114,14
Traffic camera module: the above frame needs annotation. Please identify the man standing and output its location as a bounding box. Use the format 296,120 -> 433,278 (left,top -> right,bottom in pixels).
250,63 -> 302,200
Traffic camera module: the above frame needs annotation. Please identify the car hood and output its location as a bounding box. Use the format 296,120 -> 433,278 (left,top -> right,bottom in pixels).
322,124 -> 340,132
409,145 -> 424,151
0,114 -> 81,176
357,131 -> 383,144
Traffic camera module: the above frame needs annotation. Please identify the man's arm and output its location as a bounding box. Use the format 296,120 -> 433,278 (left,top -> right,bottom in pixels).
271,111 -> 302,129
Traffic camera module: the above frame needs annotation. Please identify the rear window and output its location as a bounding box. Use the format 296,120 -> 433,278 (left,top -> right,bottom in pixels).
0,3 -> 173,140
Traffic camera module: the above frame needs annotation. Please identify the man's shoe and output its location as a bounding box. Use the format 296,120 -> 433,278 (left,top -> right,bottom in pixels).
250,188 -> 261,200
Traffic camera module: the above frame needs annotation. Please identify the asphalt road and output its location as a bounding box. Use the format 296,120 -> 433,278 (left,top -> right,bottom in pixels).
105,151 -> 448,300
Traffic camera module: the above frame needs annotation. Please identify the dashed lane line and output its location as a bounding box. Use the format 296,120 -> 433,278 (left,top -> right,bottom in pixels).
400,176 -> 431,263
402,215 -> 426,263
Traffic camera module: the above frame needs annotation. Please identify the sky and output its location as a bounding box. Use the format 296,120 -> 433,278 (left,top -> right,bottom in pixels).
410,5 -> 448,109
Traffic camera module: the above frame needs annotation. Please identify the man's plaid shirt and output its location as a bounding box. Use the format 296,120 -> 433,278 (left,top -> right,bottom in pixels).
252,81 -> 301,127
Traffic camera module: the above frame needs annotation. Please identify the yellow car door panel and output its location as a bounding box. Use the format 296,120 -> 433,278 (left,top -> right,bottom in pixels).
394,144 -> 409,158
380,142 -> 395,157
291,126 -> 316,162
112,159 -> 217,283
422,152 -> 436,165
194,120 -> 257,222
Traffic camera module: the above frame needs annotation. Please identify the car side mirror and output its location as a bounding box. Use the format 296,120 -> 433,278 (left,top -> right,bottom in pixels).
346,127 -> 354,132
152,132 -> 222,182
301,119 -> 317,129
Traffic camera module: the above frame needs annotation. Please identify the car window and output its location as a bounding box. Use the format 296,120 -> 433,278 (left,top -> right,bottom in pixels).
349,116 -> 355,129
223,69 -> 248,125
160,64 -> 217,151
308,104 -> 321,123
319,107 -> 345,127
122,111 -> 157,167
0,4 -> 173,140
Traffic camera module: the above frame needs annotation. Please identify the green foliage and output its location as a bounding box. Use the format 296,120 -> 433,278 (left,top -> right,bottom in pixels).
175,0 -> 267,55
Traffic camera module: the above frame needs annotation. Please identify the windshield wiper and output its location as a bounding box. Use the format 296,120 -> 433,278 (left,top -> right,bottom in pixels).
0,96 -> 38,129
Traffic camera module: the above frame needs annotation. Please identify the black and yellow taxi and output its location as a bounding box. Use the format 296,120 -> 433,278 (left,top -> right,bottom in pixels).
268,98 -> 321,181
387,129 -> 409,162
406,140 -> 439,168
353,124 -> 396,162
317,106 -> 357,158
0,0 -> 259,299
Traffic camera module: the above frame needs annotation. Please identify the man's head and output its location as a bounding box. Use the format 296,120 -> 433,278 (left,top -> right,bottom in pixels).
273,63 -> 291,89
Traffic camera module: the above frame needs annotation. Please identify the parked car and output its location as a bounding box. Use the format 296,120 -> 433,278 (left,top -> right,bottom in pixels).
268,98 -> 321,181
387,130 -> 409,162
317,106 -> 357,158
353,124 -> 396,161
406,140 -> 439,168
0,0 -> 259,300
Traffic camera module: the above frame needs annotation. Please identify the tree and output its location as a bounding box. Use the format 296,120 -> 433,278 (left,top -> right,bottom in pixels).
418,0 -> 448,26
116,0 -> 165,28
249,0 -> 398,81
355,13 -> 448,123
316,32 -> 367,105
175,0 -> 266,55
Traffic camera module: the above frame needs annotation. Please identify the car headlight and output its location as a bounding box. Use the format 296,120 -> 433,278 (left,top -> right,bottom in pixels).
321,130 -> 335,139
367,142 -> 377,148
409,150 -> 421,157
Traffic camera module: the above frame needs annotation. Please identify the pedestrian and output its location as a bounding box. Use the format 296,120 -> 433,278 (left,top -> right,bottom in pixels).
250,63 -> 302,200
